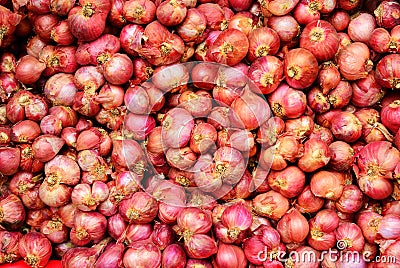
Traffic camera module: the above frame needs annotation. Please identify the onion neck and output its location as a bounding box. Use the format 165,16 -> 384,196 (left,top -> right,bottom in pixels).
228,227 -> 240,240
160,43 -> 172,56
96,53 -> 110,65
367,164 -> 380,177
311,228 -> 323,239
47,173 -> 60,187
0,26 -> 8,40
260,73 -> 274,86
4,254 -> 16,263
48,56 -> 60,67
255,45 -> 270,58
18,183 -> 28,193
182,229 -> 194,243
219,42 -> 234,56
25,255 -> 39,267
215,163 -> 228,178
220,20 -> 228,31
18,95 -> 31,106
132,160 -> 145,175
309,1 -> 321,12
325,191 -> 335,199
189,194 -> 203,206
0,133 -> 7,143
21,146 -> 33,158
176,176 -> 190,187
133,6 -> 144,19
285,258 -> 295,268
84,197 -> 96,207
391,78 -> 400,89
287,66 -> 301,80
49,220 -> 63,231
169,0 -> 178,7
272,103 -> 284,118
76,227 -> 89,240
309,28 -> 325,42
365,59 -> 373,73
82,3 -> 95,17
126,208 -> 140,221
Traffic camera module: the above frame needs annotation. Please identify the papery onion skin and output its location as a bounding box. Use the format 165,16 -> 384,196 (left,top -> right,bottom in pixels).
15,55 -> 46,85
337,42 -> 374,81
95,242 -> 124,268
267,15 -> 300,44
208,29 -> 249,66
375,54 -> 400,90
262,0 -> 300,16
348,13 -> 376,43
310,170 -> 345,200
277,208 -> 309,244
0,147 -> 20,175
18,232 -> 52,268
268,83 -> 307,119
300,20 -> 339,62
284,48 -> 319,89
67,0 -> 110,42
253,190 -> 290,221
215,243 -> 247,268
328,9 -> 350,31
119,192 -> 158,224
123,0 -> 156,25
248,55 -> 284,95
184,234 -> 218,259
267,166 -> 306,198
374,0 -> 400,29
247,27 -> 280,62
162,244 -> 187,268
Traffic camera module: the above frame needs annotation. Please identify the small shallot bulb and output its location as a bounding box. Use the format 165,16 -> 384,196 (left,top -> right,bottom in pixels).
184,234 -> 218,259
0,147 -> 20,175
177,207 -> 212,235
267,166 -> 306,198
32,135 -> 65,162
284,48 -> 319,89
318,62 -> 341,94
162,244 -> 187,268
378,214 -> 400,239
298,138 -> 331,172
0,194 -> 26,229
329,141 -> 355,171
253,190 -> 289,221
308,209 -> 339,250
18,232 -> 52,268
335,222 -> 365,252
330,112 -> 362,143
310,170 -> 345,200
277,208 -> 309,244
268,83 -> 307,119
296,186 -> 325,213
119,192 -> 158,224
0,231 -> 22,263
336,185 -> 364,214
215,243 -> 247,268
217,203 -> 252,243
70,211 -> 107,246
337,42 -> 373,81
15,55 -> 46,85
123,241 -> 162,268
